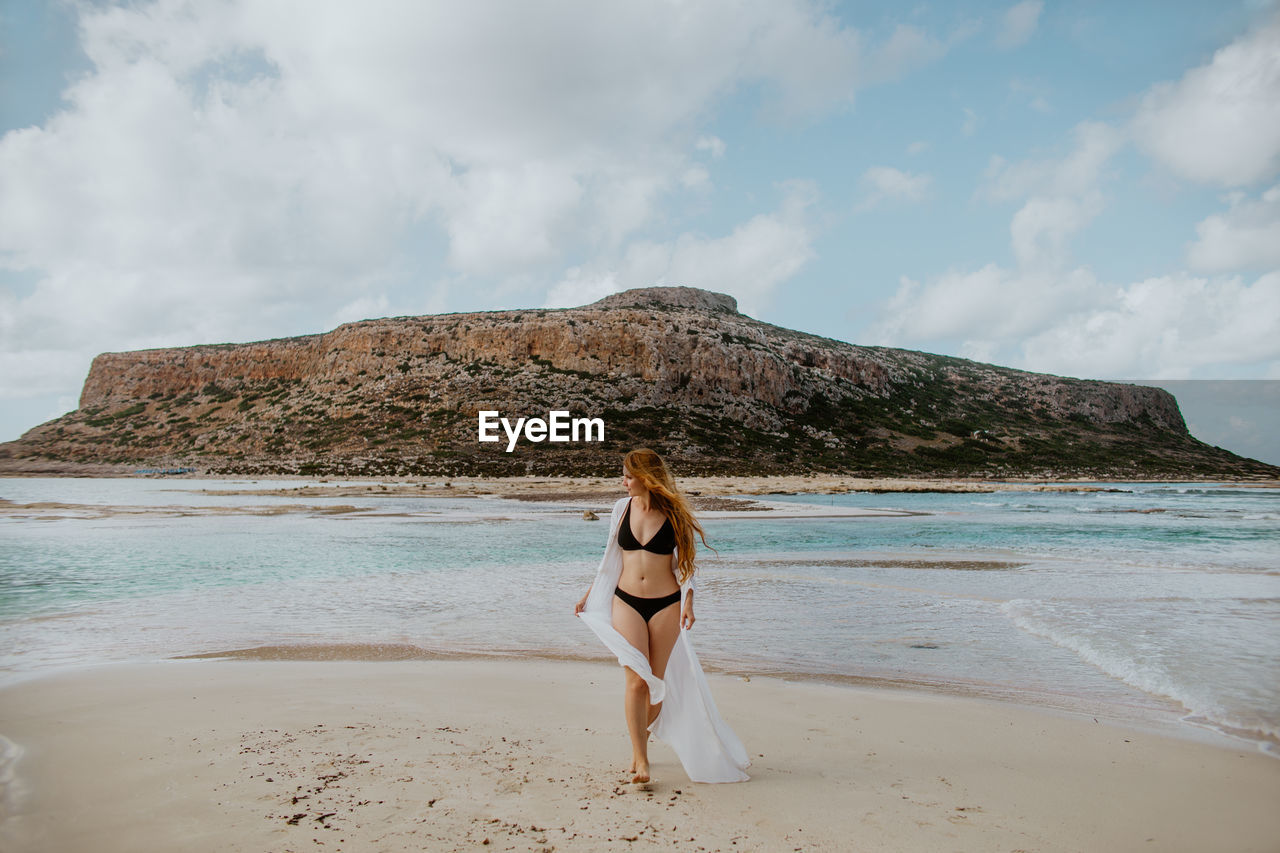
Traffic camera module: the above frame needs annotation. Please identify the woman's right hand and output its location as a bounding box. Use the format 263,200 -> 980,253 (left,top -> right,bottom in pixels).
574,595 -> 588,615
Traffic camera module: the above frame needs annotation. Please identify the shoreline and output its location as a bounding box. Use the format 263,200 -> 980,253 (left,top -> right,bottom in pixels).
4,639 -> 1271,761
4,471 -> 1279,496
2,474 -> 1274,520
168,643 -> 1280,756
0,495 -> 923,521
2,657 -> 1277,852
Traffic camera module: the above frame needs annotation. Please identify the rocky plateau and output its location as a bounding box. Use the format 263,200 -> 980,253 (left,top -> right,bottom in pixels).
2,286 -> 1274,479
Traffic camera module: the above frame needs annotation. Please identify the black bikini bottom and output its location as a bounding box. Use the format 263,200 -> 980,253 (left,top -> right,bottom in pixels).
614,587 -> 681,623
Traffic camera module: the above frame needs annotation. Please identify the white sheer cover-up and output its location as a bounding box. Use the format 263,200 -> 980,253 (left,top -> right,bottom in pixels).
577,496 -> 750,783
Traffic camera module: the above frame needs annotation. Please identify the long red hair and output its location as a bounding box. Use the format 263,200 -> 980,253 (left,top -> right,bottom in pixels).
624,448 -> 709,584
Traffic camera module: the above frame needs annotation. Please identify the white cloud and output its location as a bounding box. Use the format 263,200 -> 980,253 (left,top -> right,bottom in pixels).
545,182 -> 817,316
543,270 -> 623,312
695,136 -> 726,158
1009,77 -> 1051,113
1131,14 -> 1280,187
996,1 -> 1043,49
978,121 -> 1124,270
0,349 -> 95,400
906,141 -> 929,155
869,265 -> 1101,346
734,3 -> 862,116
961,107 -> 978,136
680,166 -> 712,191
871,264 -> 1280,380
1020,272 -> 1280,378
856,166 -> 932,211
444,163 -> 584,275
1187,184 -> 1280,272
974,121 -> 1121,274
862,24 -> 949,86
7,0 -> 944,418
333,294 -> 391,326
982,121 -> 1122,202
1008,194 -> 1103,269
871,108 -> 1280,379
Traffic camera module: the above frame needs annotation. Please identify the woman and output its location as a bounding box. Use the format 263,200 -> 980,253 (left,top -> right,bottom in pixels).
574,449 -> 749,784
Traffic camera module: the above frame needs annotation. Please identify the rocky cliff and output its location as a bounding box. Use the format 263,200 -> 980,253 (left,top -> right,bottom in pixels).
2,286 -> 1274,478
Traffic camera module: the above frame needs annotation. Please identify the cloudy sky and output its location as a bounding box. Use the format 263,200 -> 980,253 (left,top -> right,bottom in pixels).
2,0 -> 1279,450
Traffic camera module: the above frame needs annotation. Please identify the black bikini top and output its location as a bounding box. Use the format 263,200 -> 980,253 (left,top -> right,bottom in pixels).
617,498 -> 676,555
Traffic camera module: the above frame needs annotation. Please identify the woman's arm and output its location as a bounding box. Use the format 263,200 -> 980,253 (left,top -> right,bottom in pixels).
575,496 -> 627,616
675,551 -> 696,629
681,586 -> 695,629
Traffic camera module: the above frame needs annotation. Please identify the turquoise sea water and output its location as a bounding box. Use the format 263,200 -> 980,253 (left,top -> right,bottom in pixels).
1,478 -> 1277,753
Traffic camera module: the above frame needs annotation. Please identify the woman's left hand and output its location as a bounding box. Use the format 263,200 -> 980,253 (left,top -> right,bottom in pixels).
681,604 -> 696,630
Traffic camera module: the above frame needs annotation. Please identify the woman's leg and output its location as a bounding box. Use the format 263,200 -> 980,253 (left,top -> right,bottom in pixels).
645,599 -> 682,727
612,596 -> 653,781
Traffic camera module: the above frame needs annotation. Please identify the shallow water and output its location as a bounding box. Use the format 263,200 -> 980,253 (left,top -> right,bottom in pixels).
1,478 -> 1277,752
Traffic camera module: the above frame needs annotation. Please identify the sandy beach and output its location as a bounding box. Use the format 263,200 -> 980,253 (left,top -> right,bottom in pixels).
1,658 -> 1277,853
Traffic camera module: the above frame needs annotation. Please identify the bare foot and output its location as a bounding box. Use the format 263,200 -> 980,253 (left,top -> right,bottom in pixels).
627,746 -> 648,774
631,762 -> 650,784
